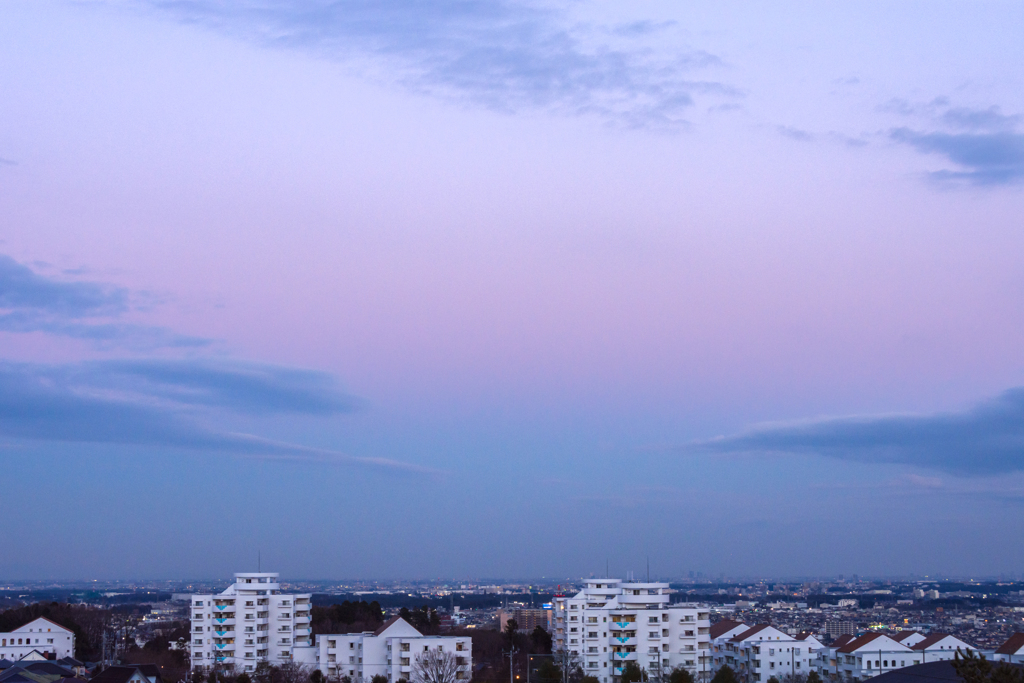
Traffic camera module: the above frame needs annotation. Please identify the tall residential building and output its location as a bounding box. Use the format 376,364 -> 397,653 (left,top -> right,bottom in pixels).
0,618 -> 76,661
498,609 -> 551,633
552,579 -> 711,683
190,572 -> 313,672
306,616 -> 471,682
825,621 -> 856,639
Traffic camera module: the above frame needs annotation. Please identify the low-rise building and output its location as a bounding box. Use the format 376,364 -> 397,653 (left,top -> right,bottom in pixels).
908,634 -> 974,662
825,633 -> 915,681
711,624 -> 820,683
307,616 -> 471,683
0,619 -> 76,661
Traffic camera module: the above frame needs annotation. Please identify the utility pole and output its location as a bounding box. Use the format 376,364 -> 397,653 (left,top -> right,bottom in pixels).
506,647 -> 520,683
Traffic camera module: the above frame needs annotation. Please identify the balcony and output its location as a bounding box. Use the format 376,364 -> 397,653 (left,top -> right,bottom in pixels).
612,637 -> 638,646
213,629 -> 235,637
213,618 -> 236,627
609,621 -> 636,630
618,594 -> 669,606
612,653 -> 638,662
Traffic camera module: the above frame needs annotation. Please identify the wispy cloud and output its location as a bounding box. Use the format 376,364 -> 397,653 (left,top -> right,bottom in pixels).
0,253 -> 209,348
890,128 -> 1024,186
0,360 -> 436,476
130,0 -> 737,128
884,99 -> 1024,186
690,388 -> 1024,476
776,125 -> 813,142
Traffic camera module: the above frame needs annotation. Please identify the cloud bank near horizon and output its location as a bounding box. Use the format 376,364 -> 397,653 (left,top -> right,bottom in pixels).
692,388 -> 1024,476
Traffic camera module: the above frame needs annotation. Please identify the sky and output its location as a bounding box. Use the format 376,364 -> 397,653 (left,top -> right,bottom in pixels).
1,0 -> 1024,581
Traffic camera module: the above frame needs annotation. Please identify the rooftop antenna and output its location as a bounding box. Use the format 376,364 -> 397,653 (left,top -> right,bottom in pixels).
646,556 -> 650,582
258,549 -> 261,572
606,560 -> 609,579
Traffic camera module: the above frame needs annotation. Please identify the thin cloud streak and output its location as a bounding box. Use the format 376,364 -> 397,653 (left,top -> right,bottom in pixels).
135,0 -> 738,128
0,253 -> 211,348
690,388 -> 1024,476
0,360 -> 435,477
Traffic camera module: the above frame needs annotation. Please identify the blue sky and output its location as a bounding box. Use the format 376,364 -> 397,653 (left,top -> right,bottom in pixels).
1,0 -> 1024,579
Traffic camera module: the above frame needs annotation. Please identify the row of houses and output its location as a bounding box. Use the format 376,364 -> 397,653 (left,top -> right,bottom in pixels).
709,619 -> 1024,683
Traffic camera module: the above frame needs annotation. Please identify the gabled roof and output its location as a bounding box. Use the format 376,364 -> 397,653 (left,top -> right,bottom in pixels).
372,616 -> 422,637
996,633 -> 1024,655
831,635 -> 856,649
15,652 -> 50,663
15,662 -> 75,677
795,632 -> 817,641
838,632 -> 886,653
0,663 -> 13,672
0,671 -> 50,683
12,619 -> 72,635
710,620 -> 746,640
731,625 -> 772,642
891,632 -> 920,643
911,634 -> 962,651
88,667 -> 150,683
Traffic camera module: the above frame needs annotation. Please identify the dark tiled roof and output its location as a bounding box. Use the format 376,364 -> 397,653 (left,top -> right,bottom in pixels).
911,634 -> 954,651
838,632 -> 885,654
996,633 -> 1024,656
795,632 -> 816,641
16,663 -> 75,677
872,660 -> 1024,683
710,620 -> 746,640
831,635 -> 856,649
0,671 -> 50,683
892,632 -> 921,643
731,625 -> 771,642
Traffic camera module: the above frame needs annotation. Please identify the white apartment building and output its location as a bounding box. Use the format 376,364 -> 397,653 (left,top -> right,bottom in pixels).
906,633 -> 974,662
190,572 -> 313,672
818,633 -> 914,682
0,618 -> 76,661
552,579 -> 712,683
304,616 -> 471,682
709,624 -> 821,683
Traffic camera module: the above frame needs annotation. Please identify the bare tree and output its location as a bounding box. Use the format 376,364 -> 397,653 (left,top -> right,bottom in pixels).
279,662 -> 314,683
412,649 -> 461,683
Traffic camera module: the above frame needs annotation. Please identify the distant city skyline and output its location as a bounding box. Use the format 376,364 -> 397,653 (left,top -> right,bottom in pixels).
1,0 -> 1023,579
